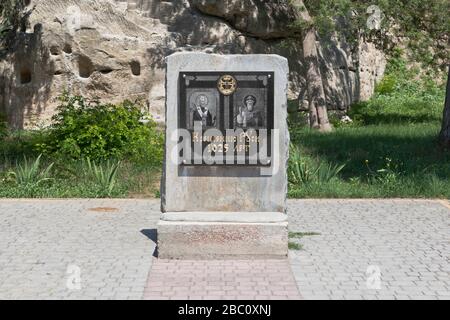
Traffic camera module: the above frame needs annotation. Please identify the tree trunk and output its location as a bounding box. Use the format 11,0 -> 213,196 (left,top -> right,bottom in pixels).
293,0 -> 332,132
439,66 -> 450,147
303,28 -> 332,131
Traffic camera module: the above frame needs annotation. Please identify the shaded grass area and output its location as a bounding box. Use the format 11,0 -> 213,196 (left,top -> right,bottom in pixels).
288,60 -> 449,199
289,105 -> 449,198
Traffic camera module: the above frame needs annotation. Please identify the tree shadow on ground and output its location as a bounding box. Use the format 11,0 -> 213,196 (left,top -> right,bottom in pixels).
348,101 -> 442,125
292,126 -> 450,180
351,113 -> 442,125
141,229 -> 158,258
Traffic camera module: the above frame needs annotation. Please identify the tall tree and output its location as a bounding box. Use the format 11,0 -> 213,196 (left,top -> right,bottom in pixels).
288,0 -> 449,132
0,0 -> 30,49
291,0 -> 332,132
439,67 -> 450,147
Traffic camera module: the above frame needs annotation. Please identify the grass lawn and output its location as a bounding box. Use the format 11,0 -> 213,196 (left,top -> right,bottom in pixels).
3,118 -> 447,199
289,123 -> 450,198
0,153 -> 161,198
288,69 -> 449,198
0,124 -> 161,199
0,62 -> 447,199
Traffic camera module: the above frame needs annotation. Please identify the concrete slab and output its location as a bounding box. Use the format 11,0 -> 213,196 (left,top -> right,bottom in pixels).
161,211 -> 287,223
157,219 -> 288,259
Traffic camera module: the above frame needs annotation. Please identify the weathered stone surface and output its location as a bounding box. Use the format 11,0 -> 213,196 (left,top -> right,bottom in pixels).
158,52 -> 290,259
191,0 -> 297,39
1,0 -> 173,128
0,0 -> 385,129
359,41 -> 387,101
157,220 -> 288,259
162,211 -> 288,223
161,53 -> 289,213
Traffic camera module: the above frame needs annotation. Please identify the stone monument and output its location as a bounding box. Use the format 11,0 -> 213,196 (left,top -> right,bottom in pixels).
158,52 -> 290,259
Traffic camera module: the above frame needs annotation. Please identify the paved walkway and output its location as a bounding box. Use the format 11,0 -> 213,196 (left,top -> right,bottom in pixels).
0,199 -> 449,300
0,199 -> 159,299
143,259 -> 301,300
289,200 -> 450,300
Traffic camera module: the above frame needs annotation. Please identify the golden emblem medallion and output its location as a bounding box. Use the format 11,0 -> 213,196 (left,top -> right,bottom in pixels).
217,75 -> 237,96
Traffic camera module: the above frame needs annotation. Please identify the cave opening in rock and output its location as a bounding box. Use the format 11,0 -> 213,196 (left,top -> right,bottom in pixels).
78,55 -> 94,78
130,60 -> 141,76
20,68 -> 32,84
100,67 -> 113,75
63,43 -> 72,54
50,45 -> 59,56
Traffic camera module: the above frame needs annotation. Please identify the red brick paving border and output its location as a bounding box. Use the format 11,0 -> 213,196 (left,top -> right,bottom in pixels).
143,259 -> 302,300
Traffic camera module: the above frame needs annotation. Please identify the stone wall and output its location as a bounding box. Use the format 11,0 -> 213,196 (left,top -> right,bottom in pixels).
0,0 -> 386,129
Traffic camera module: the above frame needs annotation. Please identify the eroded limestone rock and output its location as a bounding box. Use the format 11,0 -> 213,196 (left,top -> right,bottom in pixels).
0,0 -> 385,129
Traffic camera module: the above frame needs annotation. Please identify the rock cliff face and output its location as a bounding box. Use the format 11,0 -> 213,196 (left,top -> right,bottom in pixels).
0,0 -> 386,128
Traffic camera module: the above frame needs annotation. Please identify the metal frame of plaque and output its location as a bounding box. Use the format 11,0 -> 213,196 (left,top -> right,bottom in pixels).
178,72 -> 275,166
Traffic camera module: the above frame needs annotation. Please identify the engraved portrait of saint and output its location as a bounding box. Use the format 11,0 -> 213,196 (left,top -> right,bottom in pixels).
192,94 -> 216,128
236,95 -> 263,129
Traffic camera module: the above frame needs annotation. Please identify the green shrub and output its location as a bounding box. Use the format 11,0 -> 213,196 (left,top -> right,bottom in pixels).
288,144 -> 346,186
349,57 -> 445,126
8,154 -> 54,187
36,94 -> 163,165
82,158 -> 121,197
288,144 -> 317,185
375,74 -> 397,95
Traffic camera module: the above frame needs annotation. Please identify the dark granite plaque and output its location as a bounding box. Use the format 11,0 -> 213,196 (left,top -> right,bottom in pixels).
178,72 -> 274,166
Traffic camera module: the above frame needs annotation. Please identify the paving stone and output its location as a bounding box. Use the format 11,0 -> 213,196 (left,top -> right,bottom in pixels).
1,199 -> 448,300
143,258 -> 302,300
289,199 -> 450,300
0,199 -> 158,299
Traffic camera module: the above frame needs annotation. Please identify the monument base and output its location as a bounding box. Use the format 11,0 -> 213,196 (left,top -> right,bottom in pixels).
157,212 -> 288,259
